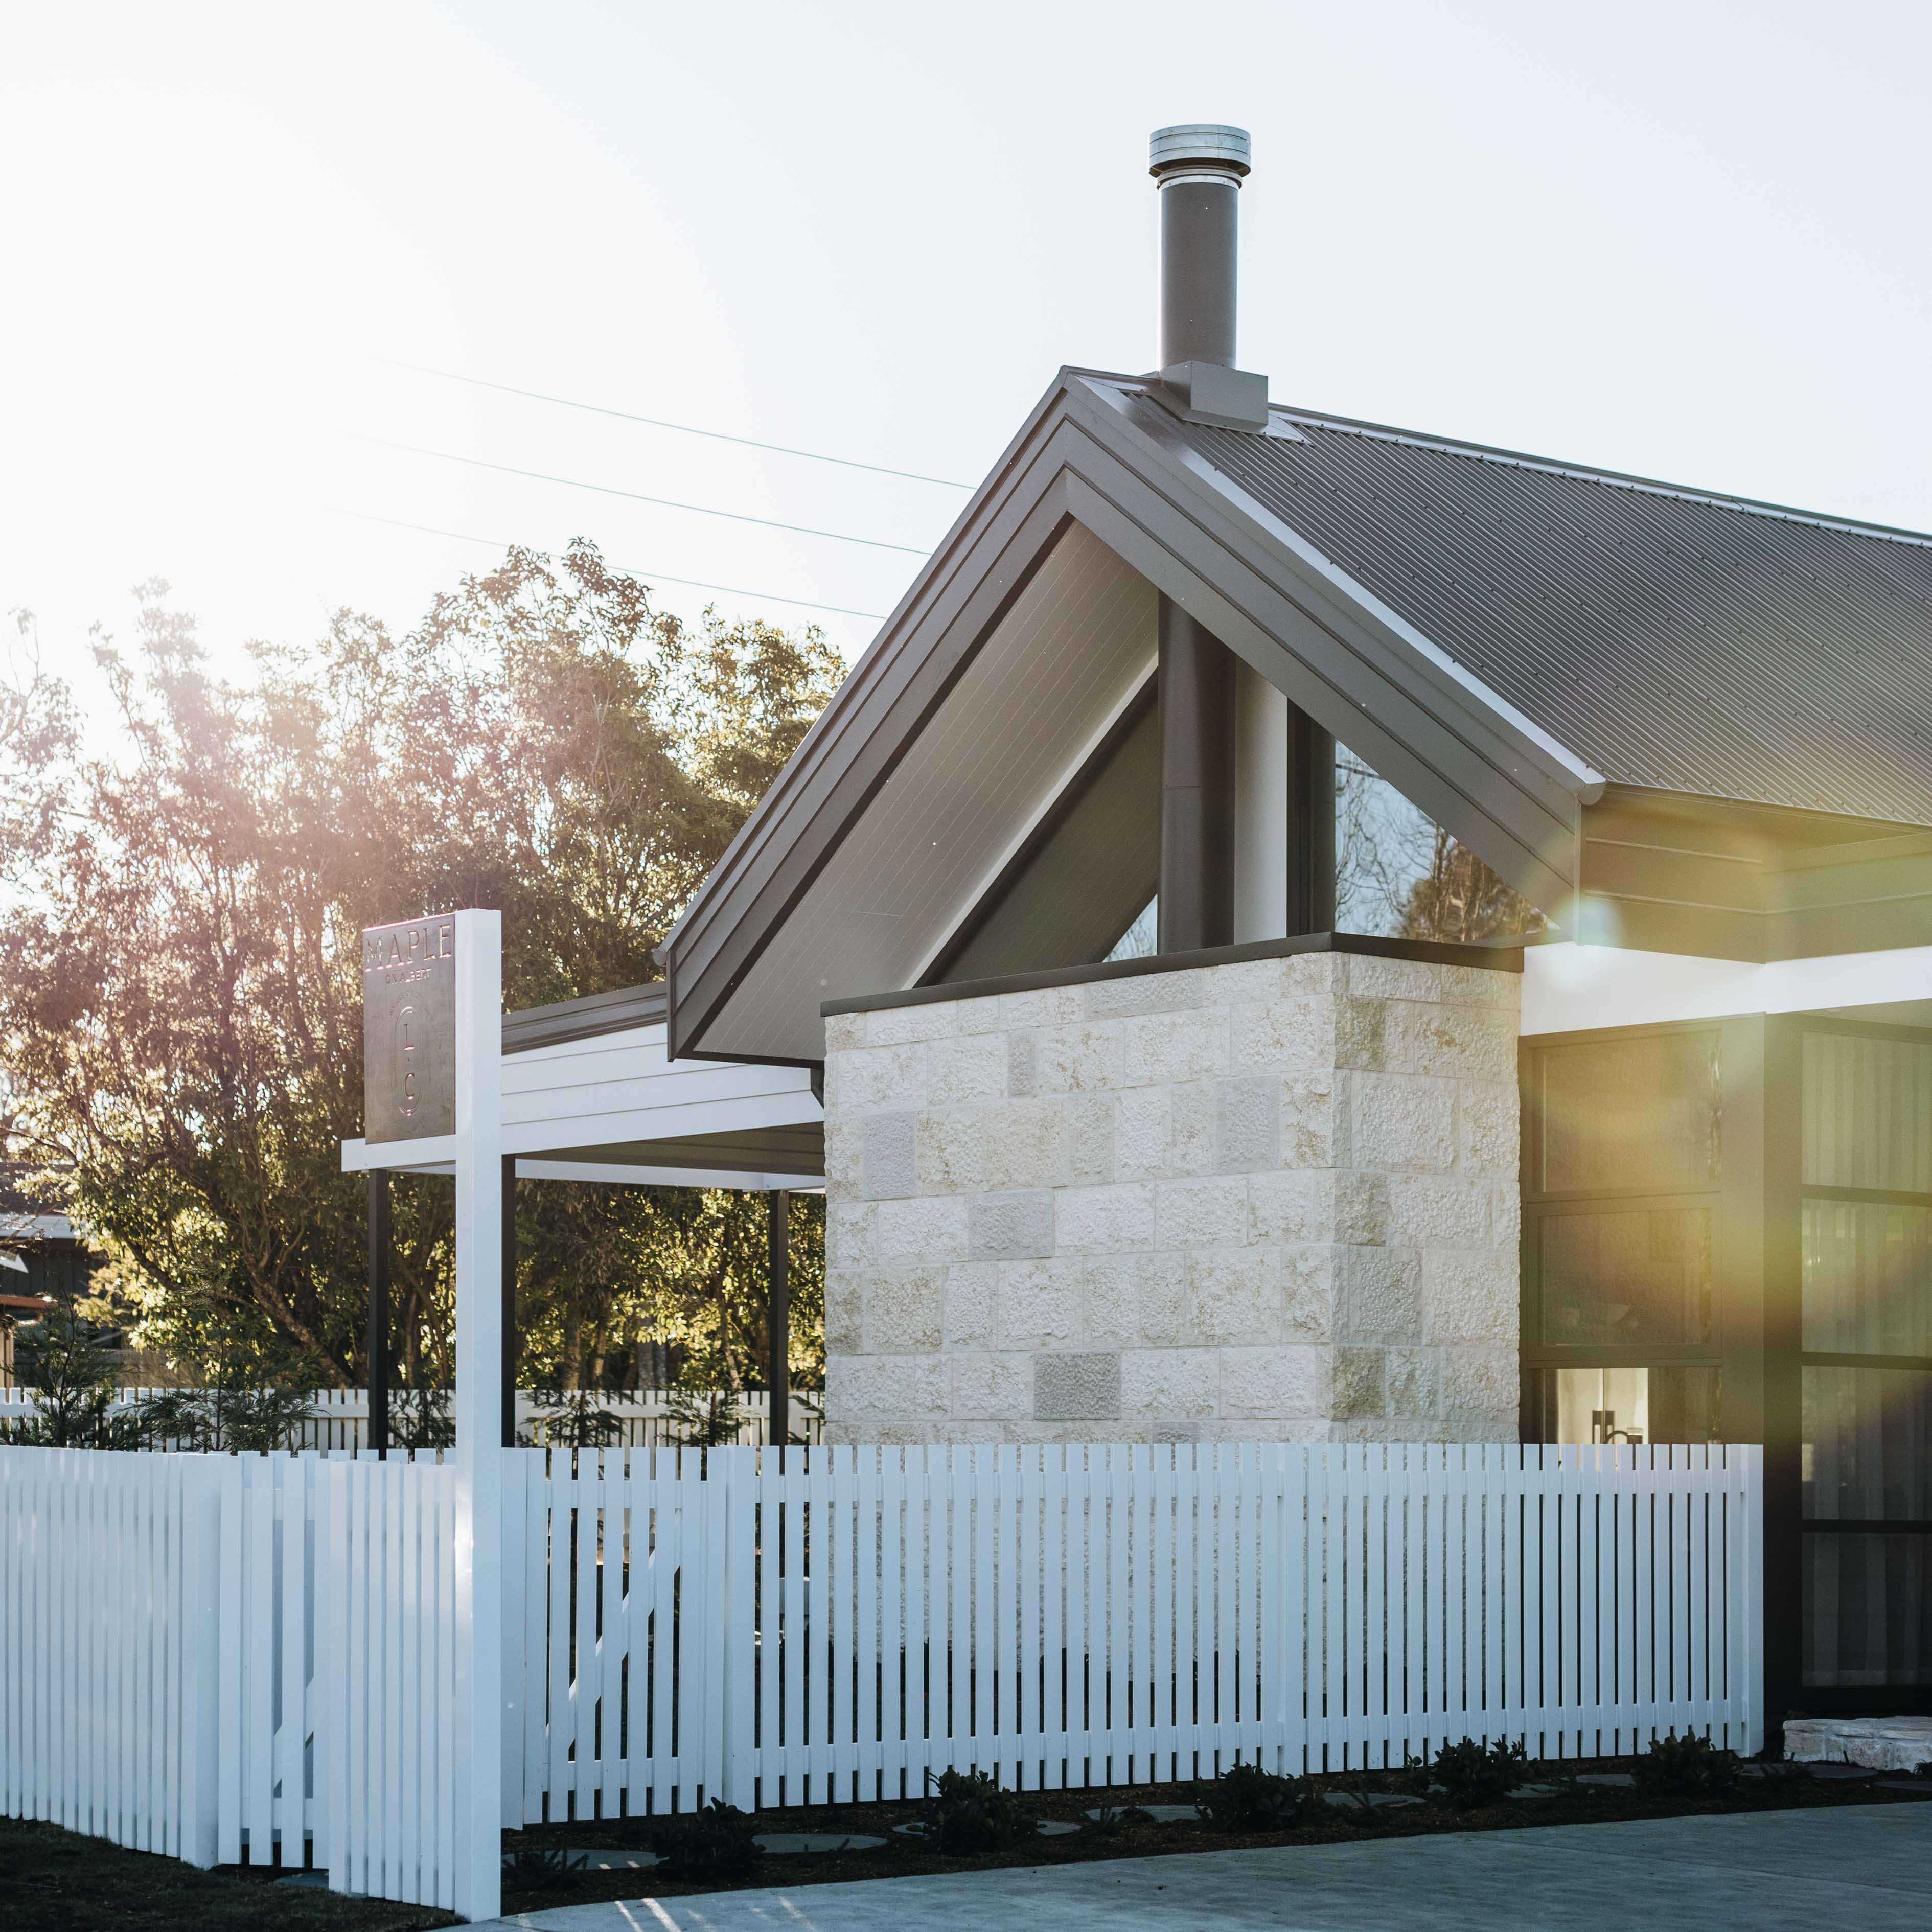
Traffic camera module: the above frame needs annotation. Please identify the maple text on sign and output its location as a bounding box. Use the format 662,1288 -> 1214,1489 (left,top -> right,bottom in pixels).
362,915 -> 457,1143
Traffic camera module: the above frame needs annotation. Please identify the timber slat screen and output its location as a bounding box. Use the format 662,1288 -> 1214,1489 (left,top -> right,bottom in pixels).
2,1441 -> 1763,1905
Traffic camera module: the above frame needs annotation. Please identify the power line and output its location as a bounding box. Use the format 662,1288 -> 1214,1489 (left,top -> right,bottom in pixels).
357,436 -> 930,555
377,358 -> 975,490
328,509 -> 889,620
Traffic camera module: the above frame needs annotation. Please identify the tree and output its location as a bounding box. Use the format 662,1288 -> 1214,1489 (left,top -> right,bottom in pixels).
0,543 -> 842,1392
1398,826 -> 1545,945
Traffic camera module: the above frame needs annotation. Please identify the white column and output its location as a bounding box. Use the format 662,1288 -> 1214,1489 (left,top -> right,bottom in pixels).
450,909 -> 502,1922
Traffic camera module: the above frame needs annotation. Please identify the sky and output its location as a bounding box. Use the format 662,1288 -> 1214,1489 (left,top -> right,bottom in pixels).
3,0 -> 1928,717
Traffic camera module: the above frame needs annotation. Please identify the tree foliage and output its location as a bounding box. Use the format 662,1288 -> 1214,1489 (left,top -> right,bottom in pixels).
0,543 -> 840,1393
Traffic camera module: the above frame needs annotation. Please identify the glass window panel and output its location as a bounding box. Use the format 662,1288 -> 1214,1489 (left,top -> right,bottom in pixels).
1334,753 -> 1543,943
1540,1033 -> 1721,1194
1105,898 -> 1157,962
1543,1365 -> 1721,1445
1801,1366 -> 1932,1521
1803,1533 -> 1932,1686
1537,1207 -> 1713,1346
1802,1201 -> 1932,1356
1803,1031 -> 1932,1193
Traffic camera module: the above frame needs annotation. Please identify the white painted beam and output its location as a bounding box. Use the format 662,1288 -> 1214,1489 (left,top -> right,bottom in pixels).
1524,940 -> 1932,1034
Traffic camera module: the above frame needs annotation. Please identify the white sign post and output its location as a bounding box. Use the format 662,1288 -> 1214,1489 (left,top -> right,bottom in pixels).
450,909 -> 503,1923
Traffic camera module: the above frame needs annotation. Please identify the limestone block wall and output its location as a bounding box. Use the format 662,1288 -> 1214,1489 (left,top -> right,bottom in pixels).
820,946 -> 1521,1444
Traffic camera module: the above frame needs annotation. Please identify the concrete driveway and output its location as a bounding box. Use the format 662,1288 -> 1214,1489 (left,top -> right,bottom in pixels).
473,1800 -> 1932,1931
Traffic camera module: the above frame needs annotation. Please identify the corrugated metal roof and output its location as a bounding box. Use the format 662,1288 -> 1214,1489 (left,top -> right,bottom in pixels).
1183,410 -> 1932,826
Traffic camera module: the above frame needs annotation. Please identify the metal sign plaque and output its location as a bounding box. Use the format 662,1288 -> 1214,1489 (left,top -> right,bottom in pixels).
361,914 -> 457,1143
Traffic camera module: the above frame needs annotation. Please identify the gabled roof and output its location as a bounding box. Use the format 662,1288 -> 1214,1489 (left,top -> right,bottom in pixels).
662,369 -> 1932,1063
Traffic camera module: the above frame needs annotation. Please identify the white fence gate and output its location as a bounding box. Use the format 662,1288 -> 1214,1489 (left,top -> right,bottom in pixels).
2,1441 -> 1763,1910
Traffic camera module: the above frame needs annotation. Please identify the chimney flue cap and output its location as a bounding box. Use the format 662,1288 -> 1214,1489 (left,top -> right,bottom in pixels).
1149,124 -> 1251,184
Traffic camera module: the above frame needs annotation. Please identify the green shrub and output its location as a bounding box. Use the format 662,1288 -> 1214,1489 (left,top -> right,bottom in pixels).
918,1768 -> 1040,1854
1633,1731 -> 1738,1798
1196,1760 -> 1314,1831
653,1799 -> 764,1880
1406,1737 -> 1529,1810
505,1842 -> 581,1892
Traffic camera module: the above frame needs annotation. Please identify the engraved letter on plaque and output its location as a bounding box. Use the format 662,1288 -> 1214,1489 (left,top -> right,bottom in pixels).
362,914 -> 458,1142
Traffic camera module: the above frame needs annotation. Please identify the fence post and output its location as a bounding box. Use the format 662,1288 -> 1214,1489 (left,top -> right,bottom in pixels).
450,908 -> 503,1923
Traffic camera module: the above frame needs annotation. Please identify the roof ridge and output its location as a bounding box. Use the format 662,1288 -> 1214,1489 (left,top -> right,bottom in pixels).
1266,406 -> 1932,553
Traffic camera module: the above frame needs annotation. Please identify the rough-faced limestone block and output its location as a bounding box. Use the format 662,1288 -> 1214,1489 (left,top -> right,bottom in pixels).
1033,1351 -> 1122,1420
1334,1245 -> 1424,1344
1784,1715 -> 1932,1771
926,1031 -> 1009,1106
1121,1347 -> 1219,1417
863,1266 -> 944,1353
1215,1075 -> 1281,1170
992,1259 -> 1084,1351
1220,1343 -> 1330,1418
968,1189 -> 1055,1261
1055,1182 -> 1156,1255
862,1112 -> 917,1200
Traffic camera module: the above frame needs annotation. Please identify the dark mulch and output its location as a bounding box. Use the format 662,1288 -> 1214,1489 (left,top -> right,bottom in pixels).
499,1757 -> 1932,1915
0,1816 -> 458,1931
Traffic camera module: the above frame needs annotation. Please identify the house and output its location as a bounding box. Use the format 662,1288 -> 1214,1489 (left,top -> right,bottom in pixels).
650,127 -> 1932,1728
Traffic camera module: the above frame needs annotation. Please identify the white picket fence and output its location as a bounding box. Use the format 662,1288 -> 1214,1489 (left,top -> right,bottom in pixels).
1,1441 -> 1763,1910
0,1387 -> 823,1451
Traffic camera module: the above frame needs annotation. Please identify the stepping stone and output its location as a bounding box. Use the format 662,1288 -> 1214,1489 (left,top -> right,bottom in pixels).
1874,1779 -> 1932,1796
503,1848 -> 661,1872
1322,1791 -> 1425,1810
1800,1761 -> 1876,1780
1086,1803 -> 1201,1823
754,1832 -> 887,1854
894,1819 -> 1079,1838
1505,1784 -> 1560,1799
274,1870 -> 332,1888
1576,1772 -> 1635,1787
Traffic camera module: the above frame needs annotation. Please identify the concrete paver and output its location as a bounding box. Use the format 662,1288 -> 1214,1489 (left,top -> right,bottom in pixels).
470,1800 -> 1932,1932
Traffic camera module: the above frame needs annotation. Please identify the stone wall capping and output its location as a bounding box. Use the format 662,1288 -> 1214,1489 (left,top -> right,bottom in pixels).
820,930 -> 1523,1019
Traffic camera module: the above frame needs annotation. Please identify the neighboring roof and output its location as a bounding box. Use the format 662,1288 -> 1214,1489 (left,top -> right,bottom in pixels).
1186,407 -> 1932,827
662,366 -> 1932,1063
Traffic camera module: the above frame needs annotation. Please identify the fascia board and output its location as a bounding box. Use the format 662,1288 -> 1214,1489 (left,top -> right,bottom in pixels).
658,370 -> 1085,970
663,389 -> 1095,1057
1072,379 -> 1605,814
1045,405 -> 1582,912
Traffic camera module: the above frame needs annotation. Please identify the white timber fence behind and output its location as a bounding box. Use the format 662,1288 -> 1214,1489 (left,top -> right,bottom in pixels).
2,1442 -> 1763,1908
0,1388 -> 823,1451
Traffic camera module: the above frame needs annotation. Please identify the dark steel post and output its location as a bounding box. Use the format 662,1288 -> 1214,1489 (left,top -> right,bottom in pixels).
1285,704 -> 1336,934
367,1170 -> 390,1458
1157,596 -> 1235,954
768,1190 -> 790,1452
501,1154 -> 517,1450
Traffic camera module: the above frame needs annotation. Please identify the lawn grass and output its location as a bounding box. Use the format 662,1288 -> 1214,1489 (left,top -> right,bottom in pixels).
0,1818 -> 459,1932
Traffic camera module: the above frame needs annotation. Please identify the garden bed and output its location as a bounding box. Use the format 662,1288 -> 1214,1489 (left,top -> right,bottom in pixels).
497,1754 -> 1932,1915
